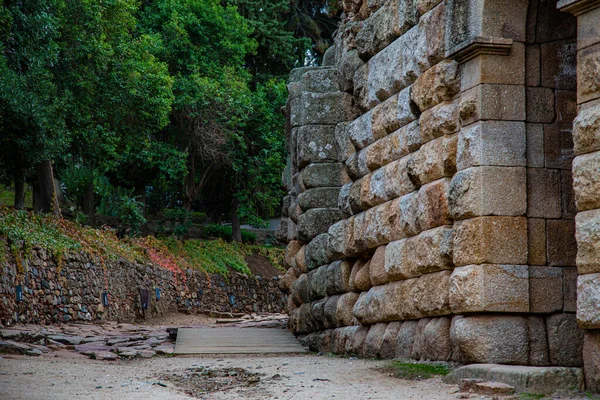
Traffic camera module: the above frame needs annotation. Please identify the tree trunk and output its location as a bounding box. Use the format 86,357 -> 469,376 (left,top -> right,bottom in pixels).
32,179 -> 42,212
13,172 -> 25,210
35,160 -> 61,216
83,179 -> 95,226
231,200 -> 242,243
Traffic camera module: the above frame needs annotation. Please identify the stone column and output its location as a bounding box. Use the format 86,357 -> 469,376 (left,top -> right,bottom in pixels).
559,0 -> 600,390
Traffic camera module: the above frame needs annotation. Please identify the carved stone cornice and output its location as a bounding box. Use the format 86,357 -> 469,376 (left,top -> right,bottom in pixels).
558,0 -> 600,15
445,36 -> 514,63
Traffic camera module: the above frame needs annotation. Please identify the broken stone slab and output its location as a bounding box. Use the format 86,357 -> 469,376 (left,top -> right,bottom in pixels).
46,334 -> 83,346
443,364 -> 584,396
154,345 -> 175,355
74,342 -> 112,355
106,337 -> 129,346
94,351 -> 118,361
459,379 -> 515,396
0,340 -> 35,355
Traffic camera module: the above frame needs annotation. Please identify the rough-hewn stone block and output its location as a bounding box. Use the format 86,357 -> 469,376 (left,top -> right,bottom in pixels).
544,123 -> 574,170
449,166 -> 526,220
355,259 -> 373,291
416,179 -> 451,232
460,42 -> 525,91
370,245 -> 389,286
450,315 -> 530,365
398,191 -> 420,237
576,209 -> 600,274
290,92 -> 358,127
453,217 -> 528,266
460,85 -> 526,127
583,331 -> 600,392
573,151 -> 600,211
528,316 -> 549,367
411,60 -> 459,112
527,123 -> 545,168
372,94 -> 400,139
546,313 -> 584,367
347,110 -> 374,150
305,233 -> 332,271
529,266 -> 563,313
526,87 -> 555,123
527,168 -> 561,218
415,270 -> 452,317
578,273 -> 600,329
546,219 -> 576,267
299,67 -> 339,93
307,265 -> 328,301
415,2 -> 446,72
407,137 -> 445,187
353,282 -> 404,324
577,43 -> 600,103
298,208 -> 342,242
542,40 -> 577,91
419,317 -> 452,361
396,320 -> 418,357
528,218 -> 546,266
450,264 -> 529,313
291,274 -> 310,306
336,292 -> 360,327
420,100 -> 459,144
298,187 -> 341,211
457,121 -> 527,170
300,163 -> 351,188
363,322 -> 388,358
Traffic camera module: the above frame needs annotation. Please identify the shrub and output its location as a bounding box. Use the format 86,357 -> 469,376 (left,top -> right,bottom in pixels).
202,224 -> 256,244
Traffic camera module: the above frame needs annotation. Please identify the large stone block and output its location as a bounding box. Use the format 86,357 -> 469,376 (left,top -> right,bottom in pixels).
323,295 -> 341,329
577,273 -> 600,329
299,67 -> 339,93
527,123 -> 545,168
416,179 -> 451,232
355,259 -> 373,291
573,151 -> 600,212
296,125 -> 341,168
338,182 -> 353,217
563,267 -> 577,313
305,233 -> 332,271
546,219 -> 576,267
546,313 -> 583,367
573,105 -> 600,156
298,187 -> 341,211
459,42 -> 525,91
526,87 -> 555,123
457,121 -> 527,170
527,168 -> 561,219
420,100 -> 459,144
336,292 -> 360,327
294,245 -> 308,274
411,60 -> 459,112
335,122 -> 355,162
528,218 -> 546,266
382,156 -> 416,200
419,317 -> 452,361
576,209 -> 600,274
298,208 -> 342,242
353,281 -> 404,324
583,331 -> 600,392
363,322 -> 388,358
291,273 -> 310,306
527,316 -> 549,367
398,191 -> 420,237
334,260 -> 354,294
453,216 -> 528,267
529,266 -> 563,313
415,270 -> 452,317
300,163 -> 351,188
290,92 -> 358,127
355,0 -> 418,59
348,258 -> 365,292
415,2 -> 446,73
380,321 -> 402,359
307,265 -> 328,301
450,315 -> 529,365
369,245 -> 389,286
449,166 -> 526,220
577,43 -> 600,104
541,40 -> 577,91
328,219 -> 352,259
396,320 -> 418,357
372,95 -> 400,140
347,110 -> 374,150
450,264 -> 529,313
460,84 -> 526,127
406,137 -> 445,187
544,122 -> 574,170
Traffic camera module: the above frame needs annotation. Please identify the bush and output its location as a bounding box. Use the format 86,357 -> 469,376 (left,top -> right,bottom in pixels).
116,196 -> 147,237
158,208 -> 192,239
202,224 -> 256,244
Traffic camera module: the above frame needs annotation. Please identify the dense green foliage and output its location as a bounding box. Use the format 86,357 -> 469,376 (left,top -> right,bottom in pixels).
203,224 -> 257,244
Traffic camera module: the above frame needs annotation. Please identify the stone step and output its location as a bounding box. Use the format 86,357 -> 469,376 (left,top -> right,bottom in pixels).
459,378 -> 515,395
444,364 -> 584,396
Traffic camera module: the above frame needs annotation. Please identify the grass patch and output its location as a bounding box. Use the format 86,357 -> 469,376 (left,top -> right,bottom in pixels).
382,360 -> 450,380
519,394 -> 545,400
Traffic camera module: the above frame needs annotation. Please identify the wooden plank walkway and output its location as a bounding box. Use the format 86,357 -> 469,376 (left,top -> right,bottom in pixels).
174,327 -> 308,354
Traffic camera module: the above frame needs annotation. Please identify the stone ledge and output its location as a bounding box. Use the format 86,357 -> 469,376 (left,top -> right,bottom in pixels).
443,364 -> 584,395
558,0 -> 600,16
445,36 -> 513,63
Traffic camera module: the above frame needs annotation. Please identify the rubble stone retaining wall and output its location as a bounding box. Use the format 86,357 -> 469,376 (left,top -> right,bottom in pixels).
277,0 -> 600,382
0,240 -> 286,326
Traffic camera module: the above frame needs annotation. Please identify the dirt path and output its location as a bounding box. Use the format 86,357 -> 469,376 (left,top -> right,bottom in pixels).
0,352 -> 460,400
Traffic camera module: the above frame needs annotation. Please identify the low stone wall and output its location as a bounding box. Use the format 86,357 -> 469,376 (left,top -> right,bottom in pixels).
0,241 -> 286,326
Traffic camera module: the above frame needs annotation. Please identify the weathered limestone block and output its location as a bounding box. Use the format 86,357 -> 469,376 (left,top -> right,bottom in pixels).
411,226 -> 454,275
365,122 -> 419,171
384,238 -> 413,280
296,126 -> 341,168
285,240 -> 303,268
323,295 -> 341,328
336,292 -> 360,327
419,317 -> 452,361
576,209 -> 600,275
307,265 -> 328,301
577,43 -> 600,104
288,66 -> 322,84
347,110 -> 374,150
328,219 -> 351,259
360,170 -> 388,208
526,87 -> 555,124
300,163 -> 351,189
578,273 -> 600,329
420,100 -> 459,144
563,267 -> 577,313
335,260 -> 354,294
335,122 -> 355,162
546,313 -> 584,367
415,271 -> 452,317
546,219 -> 577,267
528,316 -> 549,367
380,321 -> 402,359
457,121 -> 527,170
370,245 -> 389,286
416,0 -> 441,15
292,303 -> 318,334
449,166 -> 526,220
355,259 -> 373,291
279,267 -> 298,293
354,63 -> 371,110
398,191 -> 420,237
355,0 -> 418,59
529,266 -> 563,314
411,60 -> 459,112
294,245 -> 308,274
291,273 -> 310,306
453,216 -> 528,267
350,213 -> 369,254
325,262 -> 339,296
443,134 -> 458,176
299,67 -> 339,93
353,281 -> 404,324
372,94 -> 400,140
382,156 -> 416,199
462,42 -> 525,90
347,326 -> 370,355
583,331 -> 600,392
450,315 -> 530,365
298,208 -> 342,242
305,233 -> 332,271
338,183 -> 353,217
310,298 -> 327,331
415,1 -> 446,72
396,320 -> 418,357
573,151 -> 600,212
298,187 -> 341,211
407,137 -> 445,187
527,168 -> 561,219
363,322 -> 388,358
416,178 -> 451,232
450,264 -> 529,313
339,48 -> 364,93
348,176 -> 367,214
348,258 -> 365,292
410,318 -> 431,359
573,106 -> 600,156
290,92 -> 358,127
460,85 -> 526,127
367,29 -> 421,106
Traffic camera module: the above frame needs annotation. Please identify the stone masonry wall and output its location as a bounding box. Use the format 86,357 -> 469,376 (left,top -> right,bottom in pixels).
0,240 -> 286,326
278,0 -> 590,370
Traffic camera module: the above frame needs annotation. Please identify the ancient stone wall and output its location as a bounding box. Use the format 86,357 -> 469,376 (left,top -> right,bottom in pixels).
0,240 -> 286,326
278,0 -> 592,370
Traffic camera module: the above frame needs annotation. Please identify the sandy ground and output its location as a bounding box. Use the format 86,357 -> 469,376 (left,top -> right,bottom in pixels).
0,352 -> 462,400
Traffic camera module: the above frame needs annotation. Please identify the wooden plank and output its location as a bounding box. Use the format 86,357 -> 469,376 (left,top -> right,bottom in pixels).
174,327 -> 308,355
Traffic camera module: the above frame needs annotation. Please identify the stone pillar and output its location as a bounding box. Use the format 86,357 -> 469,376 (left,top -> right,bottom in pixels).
558,0 -> 600,391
